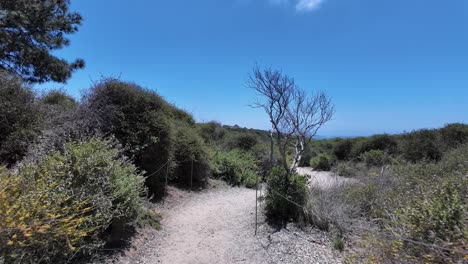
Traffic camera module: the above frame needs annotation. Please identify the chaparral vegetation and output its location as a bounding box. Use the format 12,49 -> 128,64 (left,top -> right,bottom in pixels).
0,1 -> 466,264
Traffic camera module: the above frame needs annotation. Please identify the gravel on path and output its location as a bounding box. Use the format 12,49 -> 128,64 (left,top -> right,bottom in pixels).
109,180 -> 342,264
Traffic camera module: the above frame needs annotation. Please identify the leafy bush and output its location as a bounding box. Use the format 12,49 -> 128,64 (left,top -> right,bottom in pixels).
298,144 -> 316,167
352,144 -> 467,263
40,89 -> 78,110
197,121 -> 225,143
345,180 -> 381,218
0,72 -> 42,166
359,149 -> 389,167
389,148 -> 466,240
136,209 -> 161,230
439,123 -> 468,150
0,139 -> 145,263
310,154 -> 332,171
332,161 -> 363,177
83,79 -> 178,196
211,148 -> 258,188
356,134 -> 398,155
333,139 -> 353,161
227,134 -> 258,151
265,167 -> 308,223
401,129 -> 442,162
250,142 -> 283,178
332,235 -> 345,252
82,79 -> 212,196
172,121 -> 211,188
395,181 -> 464,244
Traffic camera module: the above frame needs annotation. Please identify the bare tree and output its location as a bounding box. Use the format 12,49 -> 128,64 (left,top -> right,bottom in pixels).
286,88 -> 334,172
249,66 -> 334,176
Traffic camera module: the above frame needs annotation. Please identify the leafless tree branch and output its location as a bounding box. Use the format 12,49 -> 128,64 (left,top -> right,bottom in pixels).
248,66 -> 335,174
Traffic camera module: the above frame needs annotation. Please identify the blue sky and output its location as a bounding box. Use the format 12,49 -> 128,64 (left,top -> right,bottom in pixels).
39,0 -> 468,136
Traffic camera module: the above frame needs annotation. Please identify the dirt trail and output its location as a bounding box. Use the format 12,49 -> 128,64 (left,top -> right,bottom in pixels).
112,180 -> 341,264
113,181 -> 267,264
296,167 -> 356,189
156,185 -> 266,264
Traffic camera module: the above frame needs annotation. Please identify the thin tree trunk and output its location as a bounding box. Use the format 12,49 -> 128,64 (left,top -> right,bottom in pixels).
270,128 -> 274,170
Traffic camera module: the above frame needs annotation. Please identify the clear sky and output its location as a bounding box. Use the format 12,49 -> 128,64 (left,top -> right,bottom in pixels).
39,0 -> 468,137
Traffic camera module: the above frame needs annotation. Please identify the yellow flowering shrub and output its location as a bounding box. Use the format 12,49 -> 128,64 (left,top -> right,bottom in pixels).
0,139 -> 145,263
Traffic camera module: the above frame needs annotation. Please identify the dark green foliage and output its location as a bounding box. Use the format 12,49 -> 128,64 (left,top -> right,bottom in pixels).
251,142 -> 282,178
265,167 -> 308,222
310,154 -> 332,171
83,79 -> 210,196
332,235 -> 345,252
357,134 -> 398,155
172,121 -> 211,188
211,148 -> 258,188
332,161 -> 362,177
0,72 -> 42,166
223,125 -> 272,143
83,80 -> 175,196
197,121 -> 225,143
41,89 -> 78,110
401,129 -> 442,162
198,122 -> 279,177
0,0 -> 84,83
227,133 -> 258,151
359,149 -> 388,167
333,139 -> 353,161
136,209 -> 161,230
171,107 -> 196,125
311,124 -> 468,165
298,144 -> 316,167
439,123 -> 468,149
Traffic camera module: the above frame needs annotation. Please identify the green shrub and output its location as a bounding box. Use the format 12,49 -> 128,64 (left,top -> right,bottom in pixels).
333,139 -> 353,161
359,149 -> 389,167
136,208 -> 161,230
250,142 -> 283,178
439,123 -> 468,150
390,146 -> 467,242
83,79 -> 176,196
401,129 -> 442,162
332,235 -> 345,252
227,134 -> 258,151
196,121 -> 225,143
332,161 -> 362,177
40,89 -> 78,110
298,145 -> 316,167
355,144 -> 468,263
310,155 -> 332,171
172,121 -> 211,188
356,134 -> 398,155
83,79 -> 213,196
0,138 -> 145,263
344,181 -> 380,218
0,72 -> 42,166
395,181 -> 464,244
211,148 -> 258,188
265,167 -> 308,223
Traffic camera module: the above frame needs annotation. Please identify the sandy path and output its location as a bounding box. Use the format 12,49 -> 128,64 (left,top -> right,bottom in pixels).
296,167 -> 356,189
109,182 -> 267,264
111,181 -> 341,264
156,186 -> 266,264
